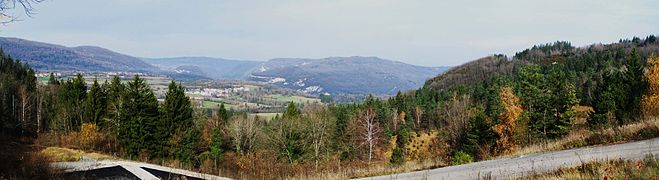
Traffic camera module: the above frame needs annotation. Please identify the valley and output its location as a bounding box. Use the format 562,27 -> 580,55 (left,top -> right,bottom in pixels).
37,71 -> 321,116
0,1 -> 657,179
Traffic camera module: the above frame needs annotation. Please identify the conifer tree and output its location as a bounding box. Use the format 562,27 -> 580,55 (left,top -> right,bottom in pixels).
162,80 -> 195,158
283,101 -> 300,119
105,76 -> 125,131
83,79 -> 107,126
210,127 -> 222,165
118,75 -> 160,158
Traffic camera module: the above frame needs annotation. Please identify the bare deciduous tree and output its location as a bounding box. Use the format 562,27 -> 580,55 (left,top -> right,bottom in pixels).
229,115 -> 262,154
356,107 -> 381,162
0,0 -> 44,24
302,103 -> 335,169
17,84 -> 34,132
414,106 -> 423,129
441,93 -> 472,147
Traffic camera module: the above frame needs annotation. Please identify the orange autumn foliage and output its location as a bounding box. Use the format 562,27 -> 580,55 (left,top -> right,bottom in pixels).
493,86 -> 523,155
642,56 -> 659,118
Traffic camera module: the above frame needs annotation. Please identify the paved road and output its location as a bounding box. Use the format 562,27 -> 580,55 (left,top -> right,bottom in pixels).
359,138 -> 659,180
52,159 -> 228,180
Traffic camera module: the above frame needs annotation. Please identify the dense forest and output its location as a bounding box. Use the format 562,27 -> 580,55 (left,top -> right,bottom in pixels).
1,36 -> 659,179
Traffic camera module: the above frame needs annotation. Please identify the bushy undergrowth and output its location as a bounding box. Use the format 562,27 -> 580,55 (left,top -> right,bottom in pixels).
0,135 -> 59,179
519,156 -> 658,180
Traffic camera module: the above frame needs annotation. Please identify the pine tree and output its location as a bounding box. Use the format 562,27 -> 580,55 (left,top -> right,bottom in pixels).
178,127 -> 200,166
210,127 -> 222,164
283,101 -> 300,119
71,74 -> 87,129
47,73 -> 59,85
83,79 -> 107,127
218,103 -> 229,124
118,75 -> 160,158
55,74 -> 87,132
162,80 -> 194,158
105,76 -> 125,131
625,49 -> 647,122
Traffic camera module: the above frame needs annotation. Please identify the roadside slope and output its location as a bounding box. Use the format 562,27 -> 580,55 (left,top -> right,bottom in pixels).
358,138 -> 659,180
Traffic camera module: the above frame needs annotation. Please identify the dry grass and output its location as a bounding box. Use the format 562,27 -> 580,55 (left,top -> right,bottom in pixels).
0,135 -> 60,179
505,118 -> 659,159
41,147 -> 115,162
518,155 -> 658,180
290,158 -> 444,180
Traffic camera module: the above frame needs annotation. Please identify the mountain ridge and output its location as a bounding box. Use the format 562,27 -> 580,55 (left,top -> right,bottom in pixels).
0,36 -> 450,95
0,37 -> 158,72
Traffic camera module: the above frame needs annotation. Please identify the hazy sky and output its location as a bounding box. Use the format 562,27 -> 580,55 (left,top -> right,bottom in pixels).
1,0 -> 657,66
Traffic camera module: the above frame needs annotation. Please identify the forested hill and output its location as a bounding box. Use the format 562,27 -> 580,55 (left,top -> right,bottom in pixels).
250,56 -> 450,95
0,37 -> 158,72
420,35 -> 658,132
425,36 -> 659,92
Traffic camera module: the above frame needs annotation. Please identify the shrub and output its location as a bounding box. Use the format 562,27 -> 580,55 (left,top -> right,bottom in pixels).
390,147 -> 404,165
79,123 -> 100,149
451,151 -> 473,165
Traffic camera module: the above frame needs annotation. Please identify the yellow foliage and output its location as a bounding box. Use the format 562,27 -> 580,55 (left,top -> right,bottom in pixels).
493,86 -> 523,155
404,131 -> 438,160
642,56 -> 659,118
384,136 -> 397,161
79,123 -> 100,149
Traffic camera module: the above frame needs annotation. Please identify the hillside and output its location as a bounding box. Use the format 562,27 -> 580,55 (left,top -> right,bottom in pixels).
146,56 -> 450,96
0,37 -> 158,72
424,55 -> 522,91
424,37 -> 659,93
250,56 -> 450,95
143,57 -> 262,80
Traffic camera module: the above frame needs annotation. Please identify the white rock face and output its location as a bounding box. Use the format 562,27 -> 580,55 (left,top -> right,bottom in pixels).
294,78 -> 307,87
258,65 -> 267,72
175,69 -> 190,74
268,77 -> 286,84
303,86 -> 323,93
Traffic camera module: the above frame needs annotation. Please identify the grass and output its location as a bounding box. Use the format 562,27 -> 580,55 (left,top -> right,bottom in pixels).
41,147 -> 115,162
250,112 -> 281,120
289,159 -> 444,180
504,118 -> 659,159
202,100 -> 240,110
518,155 -> 658,180
266,94 -> 320,104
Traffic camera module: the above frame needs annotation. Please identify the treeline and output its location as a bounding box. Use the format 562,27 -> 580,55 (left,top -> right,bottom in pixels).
0,50 -> 37,136
2,36 -> 659,179
203,36 -> 659,178
42,74 -> 209,164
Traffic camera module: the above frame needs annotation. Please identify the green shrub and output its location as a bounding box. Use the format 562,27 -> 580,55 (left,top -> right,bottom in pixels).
451,151 -> 473,165
390,147 -> 405,165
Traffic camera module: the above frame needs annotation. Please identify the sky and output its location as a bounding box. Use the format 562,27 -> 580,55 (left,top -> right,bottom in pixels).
1,0 -> 658,66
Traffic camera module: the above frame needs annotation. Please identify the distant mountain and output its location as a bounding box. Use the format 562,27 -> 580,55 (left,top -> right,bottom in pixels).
143,57 -> 261,80
249,56 -> 450,95
0,37 -> 158,72
0,37 -> 449,95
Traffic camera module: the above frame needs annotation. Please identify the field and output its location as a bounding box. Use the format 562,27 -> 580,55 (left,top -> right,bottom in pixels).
250,113 -> 281,121
201,100 -> 241,110
266,94 -> 320,104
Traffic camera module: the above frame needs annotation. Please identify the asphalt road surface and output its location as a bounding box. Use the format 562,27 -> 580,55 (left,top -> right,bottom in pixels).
358,138 -> 658,180
53,159 -> 228,180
